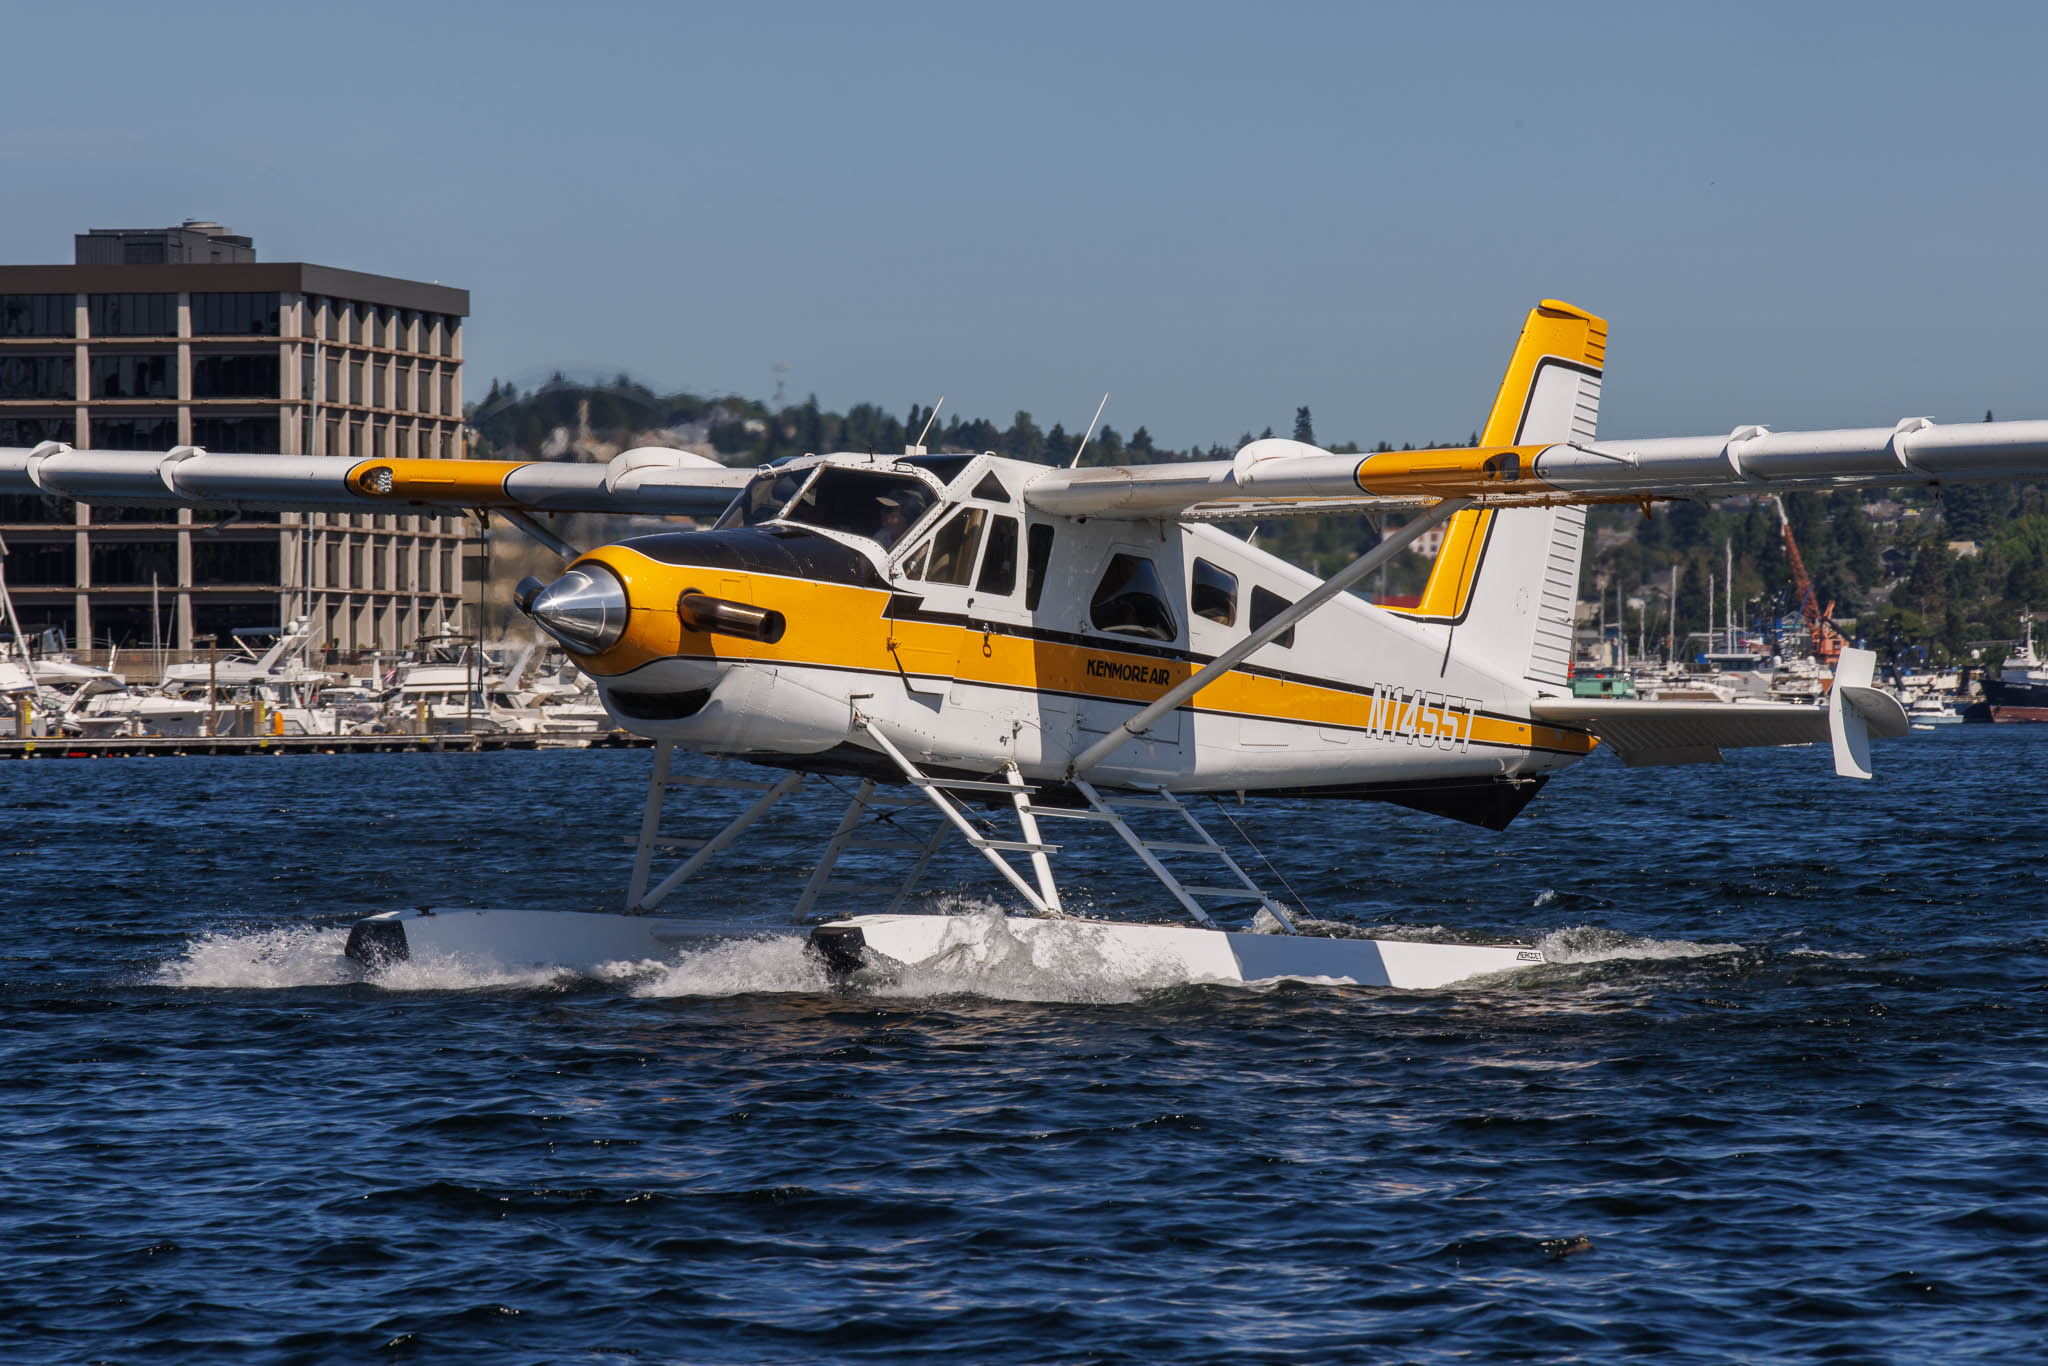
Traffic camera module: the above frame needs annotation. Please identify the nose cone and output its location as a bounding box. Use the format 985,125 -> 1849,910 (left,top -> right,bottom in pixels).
521,566 -> 628,655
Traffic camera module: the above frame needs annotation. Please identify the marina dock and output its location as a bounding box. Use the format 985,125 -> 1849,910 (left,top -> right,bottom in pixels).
0,732 -> 654,760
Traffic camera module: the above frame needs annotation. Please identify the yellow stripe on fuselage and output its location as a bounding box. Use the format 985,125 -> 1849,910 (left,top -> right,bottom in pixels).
575,545 -> 1596,758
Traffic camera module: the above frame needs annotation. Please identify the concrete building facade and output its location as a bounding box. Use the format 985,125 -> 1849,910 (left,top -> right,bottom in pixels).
0,226 -> 471,655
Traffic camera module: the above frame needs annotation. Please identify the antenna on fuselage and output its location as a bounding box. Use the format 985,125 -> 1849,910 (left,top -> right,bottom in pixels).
1068,393 -> 1110,468
907,396 -> 944,455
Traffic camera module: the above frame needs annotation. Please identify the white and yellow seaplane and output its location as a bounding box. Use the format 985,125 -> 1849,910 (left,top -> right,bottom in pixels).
11,300 -> 2045,989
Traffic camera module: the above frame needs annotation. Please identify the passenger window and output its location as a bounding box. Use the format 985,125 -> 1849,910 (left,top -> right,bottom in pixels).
972,472 -> 1010,502
1192,558 -> 1237,625
1249,585 -> 1295,648
924,507 -> 987,585
977,515 -> 1019,595
1024,524 -> 1055,610
901,540 -> 930,579
1091,554 -> 1178,642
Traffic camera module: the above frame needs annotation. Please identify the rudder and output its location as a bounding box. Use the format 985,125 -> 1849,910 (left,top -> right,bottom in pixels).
1403,301 -> 1605,689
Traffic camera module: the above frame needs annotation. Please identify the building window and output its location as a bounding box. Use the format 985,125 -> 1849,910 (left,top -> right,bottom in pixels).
90,538 -> 178,587
89,353 -> 174,399
193,537 -> 281,584
0,294 -> 74,337
349,359 -> 363,405
1,540 -> 75,585
0,492 -> 73,524
190,292 -> 281,336
0,414 -> 71,447
89,412 -> 176,450
192,353 -> 280,398
191,414 -> 281,453
0,353 -> 75,399
88,293 -> 174,337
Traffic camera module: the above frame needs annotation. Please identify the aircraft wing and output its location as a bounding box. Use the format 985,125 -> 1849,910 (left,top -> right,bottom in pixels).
0,443 -> 752,518
1023,419 -> 2048,520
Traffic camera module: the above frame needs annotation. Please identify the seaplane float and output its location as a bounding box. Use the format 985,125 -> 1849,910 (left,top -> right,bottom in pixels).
12,300 -> 2044,990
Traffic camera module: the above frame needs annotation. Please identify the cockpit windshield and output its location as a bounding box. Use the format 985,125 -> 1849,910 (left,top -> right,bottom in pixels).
714,465 -> 813,530
780,468 -> 937,548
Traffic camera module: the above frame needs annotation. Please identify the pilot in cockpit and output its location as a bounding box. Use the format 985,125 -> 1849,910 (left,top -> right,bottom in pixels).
875,496 -> 908,548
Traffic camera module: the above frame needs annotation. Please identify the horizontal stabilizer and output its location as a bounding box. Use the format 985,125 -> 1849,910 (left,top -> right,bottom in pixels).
1535,655 -> 1909,778
1530,698 -> 1833,767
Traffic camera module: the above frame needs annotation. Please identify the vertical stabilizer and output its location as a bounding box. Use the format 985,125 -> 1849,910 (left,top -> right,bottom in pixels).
1402,301 -> 1605,689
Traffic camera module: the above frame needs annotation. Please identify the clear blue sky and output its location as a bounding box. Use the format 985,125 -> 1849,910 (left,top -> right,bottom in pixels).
6,2 -> 2046,452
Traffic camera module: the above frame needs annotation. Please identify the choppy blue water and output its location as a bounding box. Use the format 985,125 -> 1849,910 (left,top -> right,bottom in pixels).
3,730 -> 2046,1363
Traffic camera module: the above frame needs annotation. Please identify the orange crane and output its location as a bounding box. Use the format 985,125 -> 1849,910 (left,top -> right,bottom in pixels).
1771,495 -> 1847,665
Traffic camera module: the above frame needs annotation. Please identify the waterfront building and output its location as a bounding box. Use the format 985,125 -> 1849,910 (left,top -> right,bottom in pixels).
0,222 -> 471,656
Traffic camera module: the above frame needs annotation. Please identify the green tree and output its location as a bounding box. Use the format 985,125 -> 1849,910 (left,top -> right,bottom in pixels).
1293,407 -> 1315,444
1004,411 -> 1046,464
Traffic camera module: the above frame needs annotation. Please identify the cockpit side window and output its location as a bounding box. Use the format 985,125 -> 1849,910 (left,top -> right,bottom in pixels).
715,465 -> 812,530
922,507 -> 987,585
1191,558 -> 1237,625
977,515 -> 1019,595
1024,524 -> 1055,610
1090,554 -> 1178,642
781,468 -> 937,547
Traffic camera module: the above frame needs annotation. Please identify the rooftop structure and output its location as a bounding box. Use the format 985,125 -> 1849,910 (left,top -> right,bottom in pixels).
75,220 -> 256,266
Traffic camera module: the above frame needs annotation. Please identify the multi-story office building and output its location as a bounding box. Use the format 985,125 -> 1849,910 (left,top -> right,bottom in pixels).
0,222 -> 471,655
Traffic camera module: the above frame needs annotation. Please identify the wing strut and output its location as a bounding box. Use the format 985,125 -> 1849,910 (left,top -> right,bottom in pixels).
1068,497 -> 1473,778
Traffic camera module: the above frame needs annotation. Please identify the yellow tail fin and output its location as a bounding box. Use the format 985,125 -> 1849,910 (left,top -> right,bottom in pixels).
1407,300 -> 1607,624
